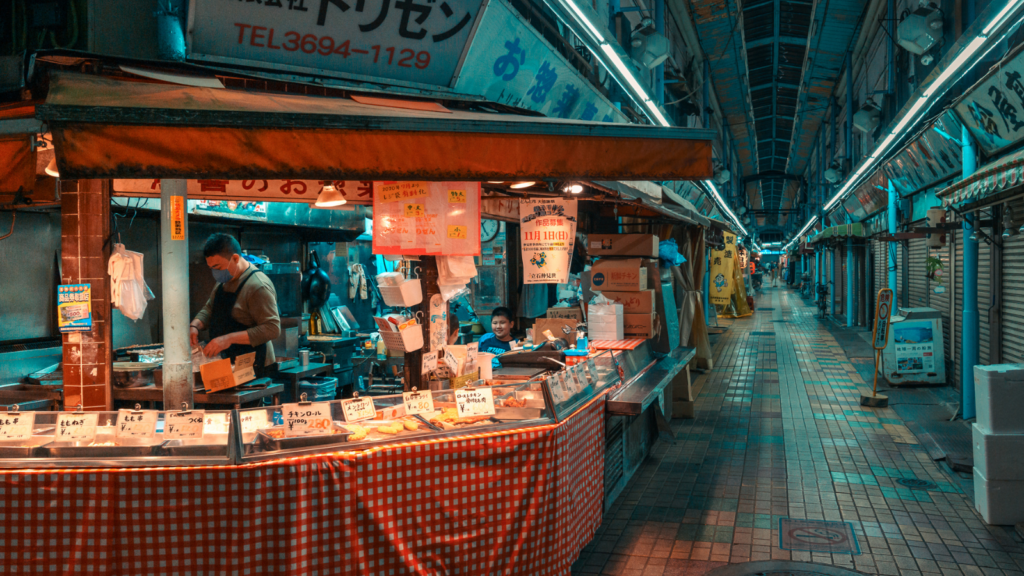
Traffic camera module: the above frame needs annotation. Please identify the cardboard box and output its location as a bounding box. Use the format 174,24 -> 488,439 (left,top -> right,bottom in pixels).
199,352 -> 257,392
590,258 -> 648,291
597,290 -> 655,313
547,306 -> 584,322
623,313 -> 656,339
588,234 -> 659,258
533,318 -> 578,345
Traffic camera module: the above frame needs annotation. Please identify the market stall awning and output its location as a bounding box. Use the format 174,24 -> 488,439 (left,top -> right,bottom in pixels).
38,72 -> 715,181
937,149 -> 1024,207
808,222 -> 865,244
591,181 -> 709,226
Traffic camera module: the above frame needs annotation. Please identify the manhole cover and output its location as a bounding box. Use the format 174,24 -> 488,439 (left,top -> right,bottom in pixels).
706,561 -> 867,576
896,478 -> 937,489
752,332 -> 776,336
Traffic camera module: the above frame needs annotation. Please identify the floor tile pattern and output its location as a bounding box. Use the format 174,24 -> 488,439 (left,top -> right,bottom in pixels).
572,288 -> 1024,576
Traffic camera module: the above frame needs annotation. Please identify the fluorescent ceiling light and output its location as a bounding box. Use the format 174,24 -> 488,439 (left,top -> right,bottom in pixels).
983,0 -> 1024,34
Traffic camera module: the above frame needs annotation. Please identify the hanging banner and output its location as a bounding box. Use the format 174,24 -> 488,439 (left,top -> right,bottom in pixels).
520,198 -> 577,284
709,234 -> 735,306
113,179 -> 374,204
186,0 -> 487,88
57,284 -> 93,333
954,45 -> 1024,156
373,182 -> 481,256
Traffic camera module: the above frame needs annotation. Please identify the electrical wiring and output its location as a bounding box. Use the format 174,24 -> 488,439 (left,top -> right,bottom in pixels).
0,212 -> 16,242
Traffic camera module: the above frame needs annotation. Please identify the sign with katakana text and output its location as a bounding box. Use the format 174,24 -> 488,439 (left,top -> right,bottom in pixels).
520,198 -> 577,284
373,182 -> 481,255
113,180 -> 374,204
452,0 -> 626,123
955,46 -> 1024,155
187,0 -> 486,87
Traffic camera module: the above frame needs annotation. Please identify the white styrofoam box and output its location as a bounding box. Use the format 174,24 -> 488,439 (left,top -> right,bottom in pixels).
590,327 -> 625,341
589,303 -> 624,316
974,364 -> 1024,433
973,423 -> 1024,480
974,467 -> 1024,525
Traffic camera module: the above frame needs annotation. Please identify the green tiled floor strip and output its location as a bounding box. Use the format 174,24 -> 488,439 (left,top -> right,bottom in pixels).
573,288 -> 1024,576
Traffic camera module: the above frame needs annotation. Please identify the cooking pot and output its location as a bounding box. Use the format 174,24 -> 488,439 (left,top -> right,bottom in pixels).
302,251 -> 332,309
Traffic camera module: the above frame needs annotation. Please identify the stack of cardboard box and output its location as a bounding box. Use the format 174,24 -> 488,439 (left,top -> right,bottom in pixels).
587,234 -> 658,339
972,364 -> 1024,525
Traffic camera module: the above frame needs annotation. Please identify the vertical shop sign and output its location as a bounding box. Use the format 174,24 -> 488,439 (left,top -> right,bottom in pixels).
57,284 -> 92,333
873,288 -> 894,350
709,234 -> 735,306
954,47 -> 1024,156
373,182 -> 481,255
520,198 -> 577,284
187,0 -> 486,87
170,195 -> 185,240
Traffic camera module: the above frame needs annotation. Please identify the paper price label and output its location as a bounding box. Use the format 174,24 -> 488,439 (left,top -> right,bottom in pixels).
164,411 -> 206,440
464,342 -> 479,375
404,203 -> 425,218
454,387 -> 496,418
403,390 -> 435,416
206,412 -> 233,435
586,358 -> 598,383
283,402 -> 334,437
342,397 -> 376,422
56,413 -> 99,442
0,412 -> 35,441
447,225 -> 468,239
421,351 -> 438,375
448,189 -> 466,203
238,411 -> 268,434
116,409 -> 158,439
547,376 -> 566,403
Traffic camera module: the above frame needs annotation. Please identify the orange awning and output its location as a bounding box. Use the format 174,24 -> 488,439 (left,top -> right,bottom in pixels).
39,72 -> 713,182
0,135 -> 35,193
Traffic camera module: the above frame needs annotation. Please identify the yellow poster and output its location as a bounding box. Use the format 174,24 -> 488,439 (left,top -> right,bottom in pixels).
709,233 -> 735,306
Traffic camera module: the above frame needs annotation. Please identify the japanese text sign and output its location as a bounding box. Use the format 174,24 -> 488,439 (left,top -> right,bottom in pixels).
115,410 -> 158,440
238,411 -> 269,434
56,413 -> 99,443
170,196 -> 186,240
282,402 -> 334,436
954,48 -> 1024,155
403,390 -> 435,415
873,288 -> 894,350
113,179 -> 373,204
373,181 -> 481,255
520,198 -> 577,284
454,387 -> 496,418
0,412 -> 34,441
342,397 -> 377,422
57,284 -> 92,333
187,0 -> 486,87
164,411 -> 206,440
709,234 -> 735,306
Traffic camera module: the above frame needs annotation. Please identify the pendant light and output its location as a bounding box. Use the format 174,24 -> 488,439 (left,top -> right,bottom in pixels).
45,157 -> 60,178
315,182 -> 346,207
510,181 -> 536,189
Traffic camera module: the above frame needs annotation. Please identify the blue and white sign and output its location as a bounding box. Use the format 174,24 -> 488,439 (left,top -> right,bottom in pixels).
187,0 -> 486,87
955,46 -> 1024,156
453,0 -> 626,123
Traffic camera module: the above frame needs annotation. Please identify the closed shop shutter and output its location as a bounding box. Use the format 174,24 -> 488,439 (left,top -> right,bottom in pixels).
954,226 -> 964,388
908,231 -> 929,307
1002,197 -> 1024,363
928,235 -> 952,382
979,207 -> 992,365
835,246 -> 845,317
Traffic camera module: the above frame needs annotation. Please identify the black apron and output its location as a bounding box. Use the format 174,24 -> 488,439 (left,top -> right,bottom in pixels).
209,269 -> 268,377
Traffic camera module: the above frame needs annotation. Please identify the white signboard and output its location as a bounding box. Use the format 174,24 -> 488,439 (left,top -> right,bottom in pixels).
56,413 -> 99,443
873,289 -> 894,350
164,411 -> 206,440
454,387 -> 496,418
115,410 -> 159,439
403,390 -> 435,415
0,412 -> 34,441
187,0 -> 487,87
113,179 -> 373,204
520,198 -> 577,284
955,49 -> 1024,155
342,397 -> 377,422
282,402 -> 335,436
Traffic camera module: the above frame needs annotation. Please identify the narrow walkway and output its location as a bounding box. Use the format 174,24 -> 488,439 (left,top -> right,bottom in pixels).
574,288 -> 1024,576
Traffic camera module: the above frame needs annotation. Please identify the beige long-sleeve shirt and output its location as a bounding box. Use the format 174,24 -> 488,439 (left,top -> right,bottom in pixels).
194,270 -> 281,366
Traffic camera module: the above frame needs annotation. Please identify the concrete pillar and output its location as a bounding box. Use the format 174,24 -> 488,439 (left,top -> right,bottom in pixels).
60,180 -> 113,410
703,246 -> 711,322
161,179 -> 194,409
962,125 -> 979,419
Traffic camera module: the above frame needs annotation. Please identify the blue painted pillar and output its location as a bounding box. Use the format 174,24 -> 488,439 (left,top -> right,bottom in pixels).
847,216 -> 854,327
962,125 -> 979,419
831,246 -> 836,316
655,0 -> 665,105
704,247 -> 711,323
888,182 -> 898,293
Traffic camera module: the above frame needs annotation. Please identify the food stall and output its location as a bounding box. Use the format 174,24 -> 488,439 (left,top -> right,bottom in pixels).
0,65 -> 715,571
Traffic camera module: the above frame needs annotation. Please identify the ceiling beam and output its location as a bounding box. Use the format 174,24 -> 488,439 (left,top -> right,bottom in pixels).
746,35 -> 808,48
743,170 -> 802,183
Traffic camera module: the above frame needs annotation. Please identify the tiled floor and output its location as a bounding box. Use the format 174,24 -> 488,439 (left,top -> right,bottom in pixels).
573,287 -> 1024,576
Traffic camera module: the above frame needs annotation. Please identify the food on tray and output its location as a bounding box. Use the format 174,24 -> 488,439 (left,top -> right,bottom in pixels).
265,429 -> 286,439
429,408 -> 493,427
377,423 -> 402,435
348,425 -> 368,442
403,419 -> 419,431
502,397 -> 528,408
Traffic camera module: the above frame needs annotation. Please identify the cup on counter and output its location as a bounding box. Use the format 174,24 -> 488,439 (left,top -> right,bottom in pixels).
300,349 -> 310,366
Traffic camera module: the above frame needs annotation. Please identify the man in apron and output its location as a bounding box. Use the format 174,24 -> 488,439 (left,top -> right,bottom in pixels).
189,234 -> 281,377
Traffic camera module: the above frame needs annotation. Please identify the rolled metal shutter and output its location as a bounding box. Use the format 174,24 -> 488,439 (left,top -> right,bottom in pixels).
954,226 -> 964,389
927,235 -> 952,383
835,246 -> 845,317
908,231 -> 929,307
979,208 -> 992,365
1003,197 -> 1024,363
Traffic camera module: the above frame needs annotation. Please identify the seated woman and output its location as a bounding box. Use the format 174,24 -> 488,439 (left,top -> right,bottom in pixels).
477,307 -> 516,355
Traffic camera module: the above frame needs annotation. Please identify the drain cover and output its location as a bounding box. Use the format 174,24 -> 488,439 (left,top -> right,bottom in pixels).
706,561 -> 866,576
897,478 -> 937,489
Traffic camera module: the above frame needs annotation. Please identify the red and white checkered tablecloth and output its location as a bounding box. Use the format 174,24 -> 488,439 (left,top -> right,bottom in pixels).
590,338 -> 647,350
0,398 -> 605,575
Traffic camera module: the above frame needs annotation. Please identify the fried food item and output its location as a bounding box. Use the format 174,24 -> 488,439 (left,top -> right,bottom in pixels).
403,419 -> 419,431
502,397 -> 527,408
377,423 -> 402,434
348,425 -> 368,441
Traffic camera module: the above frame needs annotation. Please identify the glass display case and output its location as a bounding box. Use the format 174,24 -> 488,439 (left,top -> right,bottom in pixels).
541,351 -> 623,421
0,406 -> 236,468
236,384 -> 555,462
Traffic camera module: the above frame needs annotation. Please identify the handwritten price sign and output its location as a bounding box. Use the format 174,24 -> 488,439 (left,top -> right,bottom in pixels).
448,189 -> 466,203
342,397 -> 377,422
404,203 -> 425,218
164,410 -> 206,440
0,412 -> 34,441
206,412 -> 233,435
56,413 -> 99,442
403,390 -> 435,416
447,225 -> 468,239
421,351 -> 438,375
283,402 -> 334,436
116,409 -> 158,439
239,410 -> 270,434
454,387 -> 496,418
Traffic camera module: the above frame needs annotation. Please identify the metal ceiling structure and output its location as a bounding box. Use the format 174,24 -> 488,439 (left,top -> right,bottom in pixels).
684,0 -> 864,232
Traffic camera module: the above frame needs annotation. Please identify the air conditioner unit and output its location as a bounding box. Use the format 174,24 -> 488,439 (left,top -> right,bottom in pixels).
824,162 -> 843,184
631,18 -> 669,69
897,5 -> 943,56
853,101 -> 881,134
714,168 -> 731,184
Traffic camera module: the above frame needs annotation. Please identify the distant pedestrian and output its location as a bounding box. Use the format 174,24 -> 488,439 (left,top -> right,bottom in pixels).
771,267 -> 778,287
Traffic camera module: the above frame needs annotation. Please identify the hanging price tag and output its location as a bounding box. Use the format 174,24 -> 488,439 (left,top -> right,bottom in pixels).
56,413 -> 99,442
404,203 -> 425,218
164,411 -> 206,440
421,351 -> 438,375
454,387 -> 496,418
342,397 -> 376,422
547,376 -> 566,403
282,402 -> 334,437
116,409 -> 158,439
235,409 -> 268,432
403,390 -> 435,415
0,412 -> 34,441
447,225 -> 468,239
206,412 -> 234,435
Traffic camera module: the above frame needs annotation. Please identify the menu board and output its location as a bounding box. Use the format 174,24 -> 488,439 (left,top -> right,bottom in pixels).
372,182 -> 481,256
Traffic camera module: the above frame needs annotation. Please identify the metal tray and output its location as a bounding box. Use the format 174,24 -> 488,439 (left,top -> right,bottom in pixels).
257,424 -> 351,451
42,442 -> 161,458
159,435 -> 230,457
0,435 -> 53,458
